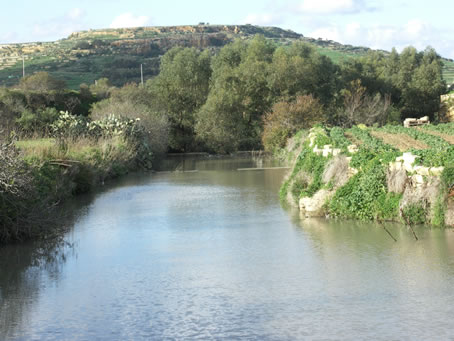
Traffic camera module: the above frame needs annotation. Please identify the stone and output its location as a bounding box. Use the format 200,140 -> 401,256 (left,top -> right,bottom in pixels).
411,174 -> 425,186
419,116 -> 429,122
396,152 -> 419,172
347,144 -> 358,154
322,147 -> 332,157
332,148 -> 342,156
389,161 -> 404,172
313,145 -> 322,155
430,166 -> 444,176
299,189 -> 333,217
414,166 -> 430,176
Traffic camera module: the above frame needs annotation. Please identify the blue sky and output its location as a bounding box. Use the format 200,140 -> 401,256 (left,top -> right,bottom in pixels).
1,0 -> 453,59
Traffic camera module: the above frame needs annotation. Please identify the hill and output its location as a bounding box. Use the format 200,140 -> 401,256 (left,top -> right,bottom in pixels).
0,24 -> 452,89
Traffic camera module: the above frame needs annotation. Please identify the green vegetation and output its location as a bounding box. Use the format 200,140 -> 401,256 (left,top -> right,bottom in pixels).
281,124 -> 453,227
0,27 -> 452,243
1,24 -> 452,89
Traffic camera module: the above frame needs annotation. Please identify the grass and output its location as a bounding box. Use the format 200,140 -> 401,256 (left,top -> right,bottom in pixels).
15,138 -> 55,150
15,137 -> 133,166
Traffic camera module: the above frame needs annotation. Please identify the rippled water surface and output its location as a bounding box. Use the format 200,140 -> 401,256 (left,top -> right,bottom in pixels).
2,156 -> 454,340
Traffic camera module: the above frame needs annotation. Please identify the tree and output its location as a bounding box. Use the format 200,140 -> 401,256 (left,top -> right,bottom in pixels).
18,72 -> 66,92
262,95 -> 324,151
148,47 -> 212,151
395,46 -> 445,118
195,36 -> 275,152
91,83 -> 169,155
269,43 -> 338,105
90,78 -> 113,100
340,79 -> 392,127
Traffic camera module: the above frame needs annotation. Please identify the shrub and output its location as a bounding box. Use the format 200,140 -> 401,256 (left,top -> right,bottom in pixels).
91,98 -> 169,155
401,203 -> 427,225
0,142 -> 58,242
16,107 -> 59,136
262,95 -> 324,152
19,72 -> 66,92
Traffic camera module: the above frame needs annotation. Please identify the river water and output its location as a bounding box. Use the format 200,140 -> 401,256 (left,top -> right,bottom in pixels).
2,156 -> 454,340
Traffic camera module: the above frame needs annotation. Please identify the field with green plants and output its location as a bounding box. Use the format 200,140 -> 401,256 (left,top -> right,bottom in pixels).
281,123 -> 454,227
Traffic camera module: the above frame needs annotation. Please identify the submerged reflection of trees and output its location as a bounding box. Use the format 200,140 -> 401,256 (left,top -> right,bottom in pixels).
0,170 -> 155,339
0,237 -> 72,338
0,191 -> 96,338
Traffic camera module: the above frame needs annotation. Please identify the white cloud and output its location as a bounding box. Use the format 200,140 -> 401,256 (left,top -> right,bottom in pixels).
30,8 -> 88,42
68,8 -> 85,20
309,26 -> 341,41
109,13 -> 150,29
304,19 -> 454,59
299,0 -> 368,14
405,19 -> 426,37
242,13 -> 284,26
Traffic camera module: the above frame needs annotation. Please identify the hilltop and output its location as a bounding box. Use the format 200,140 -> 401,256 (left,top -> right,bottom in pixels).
3,24 -> 451,89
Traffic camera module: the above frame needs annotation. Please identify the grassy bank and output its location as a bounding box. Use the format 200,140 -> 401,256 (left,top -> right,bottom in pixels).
0,110 -> 159,244
0,136 -> 143,244
280,124 -> 454,227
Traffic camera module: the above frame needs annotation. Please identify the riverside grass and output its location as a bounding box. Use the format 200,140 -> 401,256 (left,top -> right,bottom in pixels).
1,135 -> 147,244
280,124 -> 454,226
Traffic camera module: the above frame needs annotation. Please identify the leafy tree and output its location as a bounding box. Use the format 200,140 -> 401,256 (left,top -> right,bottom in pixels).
401,47 -> 445,118
0,89 -> 26,135
196,36 -> 275,152
149,47 -> 211,151
269,43 -> 338,105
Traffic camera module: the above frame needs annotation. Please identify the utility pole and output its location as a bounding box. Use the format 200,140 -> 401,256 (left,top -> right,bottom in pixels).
22,56 -> 25,78
140,63 -> 144,86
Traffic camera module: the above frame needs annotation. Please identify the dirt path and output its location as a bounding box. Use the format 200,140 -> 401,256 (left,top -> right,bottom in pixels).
370,131 -> 429,151
417,128 -> 454,144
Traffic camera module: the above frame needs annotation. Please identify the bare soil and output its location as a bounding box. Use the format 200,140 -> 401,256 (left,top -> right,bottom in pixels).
417,128 -> 454,144
344,131 -> 363,146
370,131 -> 429,151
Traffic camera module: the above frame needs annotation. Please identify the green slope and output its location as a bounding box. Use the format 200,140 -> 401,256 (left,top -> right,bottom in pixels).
0,24 -> 452,89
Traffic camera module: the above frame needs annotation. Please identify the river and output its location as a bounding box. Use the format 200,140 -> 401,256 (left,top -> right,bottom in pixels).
1,156 -> 454,340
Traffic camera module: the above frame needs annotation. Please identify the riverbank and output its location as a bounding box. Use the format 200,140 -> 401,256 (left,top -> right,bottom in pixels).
280,124 -> 454,227
0,136 -> 150,244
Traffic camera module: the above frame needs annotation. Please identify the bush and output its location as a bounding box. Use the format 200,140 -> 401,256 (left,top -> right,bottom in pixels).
262,95 -> 324,152
401,203 -> 427,225
90,98 -> 169,155
16,107 -> 59,136
0,142 -> 58,242
19,72 -> 66,92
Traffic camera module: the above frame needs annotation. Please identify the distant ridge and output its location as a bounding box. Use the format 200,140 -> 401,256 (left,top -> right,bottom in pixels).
0,24 -> 452,88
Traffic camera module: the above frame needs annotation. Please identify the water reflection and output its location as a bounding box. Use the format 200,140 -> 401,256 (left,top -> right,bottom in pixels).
2,156 -> 454,339
0,237 -> 72,338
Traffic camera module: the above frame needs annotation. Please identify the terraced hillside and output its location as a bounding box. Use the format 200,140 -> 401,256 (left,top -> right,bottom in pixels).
0,24 -> 397,89
281,123 -> 454,227
443,60 -> 454,86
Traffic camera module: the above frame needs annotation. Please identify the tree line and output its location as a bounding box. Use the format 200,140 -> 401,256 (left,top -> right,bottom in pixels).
0,35 -> 447,154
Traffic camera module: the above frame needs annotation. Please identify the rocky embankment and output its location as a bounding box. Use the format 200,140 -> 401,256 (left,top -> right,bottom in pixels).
281,126 -> 454,227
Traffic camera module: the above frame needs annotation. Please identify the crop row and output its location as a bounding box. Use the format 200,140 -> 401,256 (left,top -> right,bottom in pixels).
379,125 -> 451,149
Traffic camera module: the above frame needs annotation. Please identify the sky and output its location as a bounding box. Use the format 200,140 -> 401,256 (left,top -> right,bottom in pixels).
1,0 -> 453,59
